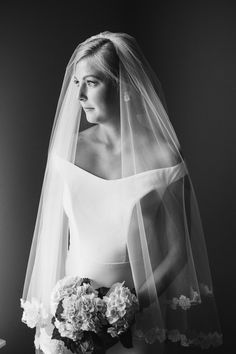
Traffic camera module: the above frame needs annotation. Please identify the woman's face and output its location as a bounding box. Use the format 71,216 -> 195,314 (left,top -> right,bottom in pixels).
74,58 -> 119,124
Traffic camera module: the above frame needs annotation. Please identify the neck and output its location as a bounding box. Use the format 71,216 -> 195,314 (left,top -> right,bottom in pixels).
96,121 -> 121,154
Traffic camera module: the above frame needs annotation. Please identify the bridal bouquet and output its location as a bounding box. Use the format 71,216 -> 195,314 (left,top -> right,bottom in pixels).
50,276 -> 139,353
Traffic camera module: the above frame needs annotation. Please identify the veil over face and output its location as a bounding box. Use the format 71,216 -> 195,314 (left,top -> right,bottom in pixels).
21,31 -> 223,352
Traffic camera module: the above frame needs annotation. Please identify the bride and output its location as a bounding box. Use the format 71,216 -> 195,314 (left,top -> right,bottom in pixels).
21,31 -> 222,354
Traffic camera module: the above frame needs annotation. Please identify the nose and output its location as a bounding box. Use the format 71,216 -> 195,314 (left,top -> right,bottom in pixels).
77,82 -> 87,101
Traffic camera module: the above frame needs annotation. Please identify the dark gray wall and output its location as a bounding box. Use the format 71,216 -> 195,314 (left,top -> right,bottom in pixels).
0,1 -> 235,353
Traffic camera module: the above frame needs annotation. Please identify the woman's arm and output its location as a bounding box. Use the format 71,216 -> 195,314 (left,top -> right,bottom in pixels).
139,177 -> 188,303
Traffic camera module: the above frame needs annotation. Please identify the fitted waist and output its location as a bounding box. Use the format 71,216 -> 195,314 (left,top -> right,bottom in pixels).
81,259 -> 131,266
67,249 -> 130,266
66,253 -> 134,288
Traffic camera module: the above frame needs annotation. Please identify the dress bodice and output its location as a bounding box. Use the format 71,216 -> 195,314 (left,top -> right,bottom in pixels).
52,153 -> 186,266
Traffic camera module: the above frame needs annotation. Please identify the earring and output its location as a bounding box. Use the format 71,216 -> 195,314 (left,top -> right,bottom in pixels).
124,92 -> 130,102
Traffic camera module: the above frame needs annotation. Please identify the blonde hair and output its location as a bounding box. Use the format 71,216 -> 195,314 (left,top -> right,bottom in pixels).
75,37 -> 119,88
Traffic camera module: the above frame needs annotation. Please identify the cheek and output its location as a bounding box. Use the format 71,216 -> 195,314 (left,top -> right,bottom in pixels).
93,89 -> 111,109
103,87 -> 119,109
91,84 -> 119,113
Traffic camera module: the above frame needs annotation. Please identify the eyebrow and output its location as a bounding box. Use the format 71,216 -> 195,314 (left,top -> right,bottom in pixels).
74,75 -> 101,80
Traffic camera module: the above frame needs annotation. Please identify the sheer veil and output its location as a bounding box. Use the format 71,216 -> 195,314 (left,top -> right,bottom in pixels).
21,31 -> 223,352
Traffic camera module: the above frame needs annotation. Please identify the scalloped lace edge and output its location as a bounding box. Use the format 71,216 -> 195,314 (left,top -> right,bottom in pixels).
21,283 -> 220,350
134,328 -> 223,348
34,326 -> 223,351
165,283 -> 214,310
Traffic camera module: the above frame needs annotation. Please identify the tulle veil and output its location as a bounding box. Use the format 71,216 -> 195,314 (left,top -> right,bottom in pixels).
21,31 -> 223,353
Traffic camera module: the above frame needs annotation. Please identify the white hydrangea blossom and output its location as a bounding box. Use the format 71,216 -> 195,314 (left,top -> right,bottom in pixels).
50,276 -> 107,342
50,275 -> 83,315
103,281 -> 139,337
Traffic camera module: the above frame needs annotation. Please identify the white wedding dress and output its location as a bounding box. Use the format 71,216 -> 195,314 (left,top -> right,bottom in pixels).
53,153 -> 186,354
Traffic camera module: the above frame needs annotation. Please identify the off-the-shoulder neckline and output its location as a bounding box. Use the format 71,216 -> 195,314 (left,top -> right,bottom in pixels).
53,153 -> 185,183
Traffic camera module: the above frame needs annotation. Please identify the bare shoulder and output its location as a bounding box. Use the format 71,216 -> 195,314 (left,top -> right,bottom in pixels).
140,131 -> 181,168
159,141 -> 182,166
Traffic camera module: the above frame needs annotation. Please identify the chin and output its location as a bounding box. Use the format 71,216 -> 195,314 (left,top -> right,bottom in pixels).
85,113 -> 103,124
86,116 -> 99,124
